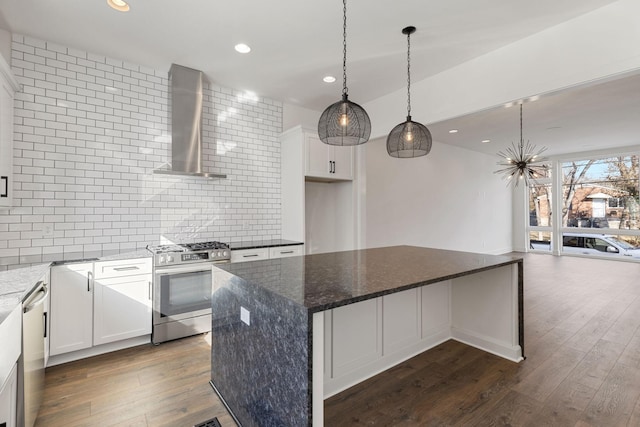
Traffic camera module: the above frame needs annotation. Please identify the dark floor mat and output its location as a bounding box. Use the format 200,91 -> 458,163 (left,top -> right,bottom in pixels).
194,417 -> 222,427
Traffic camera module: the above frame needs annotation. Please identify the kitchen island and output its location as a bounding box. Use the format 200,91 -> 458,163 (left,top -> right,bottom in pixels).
210,245 -> 523,427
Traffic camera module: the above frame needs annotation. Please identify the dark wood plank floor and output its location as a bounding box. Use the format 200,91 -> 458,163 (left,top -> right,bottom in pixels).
326,254 -> 640,426
36,333 -> 236,427
37,254 -> 640,426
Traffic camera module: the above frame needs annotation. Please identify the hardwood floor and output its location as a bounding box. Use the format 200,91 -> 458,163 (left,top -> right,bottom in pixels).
36,333 -> 237,427
37,253 -> 640,426
326,254 -> 640,426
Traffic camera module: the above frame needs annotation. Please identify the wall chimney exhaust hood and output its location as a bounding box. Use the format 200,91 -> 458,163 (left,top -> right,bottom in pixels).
153,64 -> 226,179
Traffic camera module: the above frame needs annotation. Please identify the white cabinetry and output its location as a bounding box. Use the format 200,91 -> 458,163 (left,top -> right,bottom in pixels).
230,247 -> 269,263
0,53 -> 19,209
269,245 -> 304,259
93,258 -> 152,345
0,304 -> 20,427
231,245 -> 304,263
50,263 -> 94,356
323,282 -> 452,397
305,132 -> 353,181
281,125 -> 358,254
0,363 -> 17,427
49,258 -> 152,364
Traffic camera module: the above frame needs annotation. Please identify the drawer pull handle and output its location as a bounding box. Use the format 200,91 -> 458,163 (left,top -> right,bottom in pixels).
113,266 -> 140,271
1,176 -> 7,197
243,254 -> 259,258
280,251 -> 294,254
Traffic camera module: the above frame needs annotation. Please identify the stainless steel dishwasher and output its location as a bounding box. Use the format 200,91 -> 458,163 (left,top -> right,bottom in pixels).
22,281 -> 48,427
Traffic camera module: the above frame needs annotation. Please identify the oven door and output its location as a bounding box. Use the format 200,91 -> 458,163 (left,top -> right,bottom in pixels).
153,263 -> 220,325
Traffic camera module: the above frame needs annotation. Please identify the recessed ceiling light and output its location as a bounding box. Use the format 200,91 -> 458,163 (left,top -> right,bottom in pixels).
234,43 -> 251,54
482,139 -> 491,143
449,129 -> 458,134
323,76 -> 336,83
107,0 -> 130,12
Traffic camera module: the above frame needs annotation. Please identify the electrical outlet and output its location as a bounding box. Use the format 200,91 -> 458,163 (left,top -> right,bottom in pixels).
43,225 -> 53,237
242,221 -> 251,230
240,306 -> 250,325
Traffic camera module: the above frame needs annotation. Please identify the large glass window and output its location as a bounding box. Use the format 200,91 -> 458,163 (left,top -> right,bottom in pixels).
561,156 -> 640,229
527,154 -> 640,260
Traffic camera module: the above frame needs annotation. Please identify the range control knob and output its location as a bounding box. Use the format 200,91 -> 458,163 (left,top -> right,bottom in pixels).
167,255 -> 174,263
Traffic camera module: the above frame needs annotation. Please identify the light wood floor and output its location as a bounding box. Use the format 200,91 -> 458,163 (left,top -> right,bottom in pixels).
38,254 -> 640,426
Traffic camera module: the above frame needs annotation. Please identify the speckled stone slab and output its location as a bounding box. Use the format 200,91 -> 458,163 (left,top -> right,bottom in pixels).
228,239 -> 303,251
210,245 -> 523,427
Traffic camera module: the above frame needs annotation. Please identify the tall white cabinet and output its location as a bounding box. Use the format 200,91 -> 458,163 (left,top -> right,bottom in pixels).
0,53 -> 19,209
281,126 -> 359,254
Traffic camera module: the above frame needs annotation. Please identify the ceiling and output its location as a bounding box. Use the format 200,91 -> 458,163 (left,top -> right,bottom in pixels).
428,70 -> 640,157
0,0 -> 636,158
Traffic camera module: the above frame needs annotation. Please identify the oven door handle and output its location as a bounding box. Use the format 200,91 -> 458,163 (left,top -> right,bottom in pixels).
155,265 -> 221,275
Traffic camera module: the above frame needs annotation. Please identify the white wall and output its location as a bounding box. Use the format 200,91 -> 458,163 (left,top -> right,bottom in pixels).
364,137 -> 512,255
0,34 -> 282,258
0,29 -> 10,63
283,103 -> 319,133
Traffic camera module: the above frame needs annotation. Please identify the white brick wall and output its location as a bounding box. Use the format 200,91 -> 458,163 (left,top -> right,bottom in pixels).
0,34 -> 282,258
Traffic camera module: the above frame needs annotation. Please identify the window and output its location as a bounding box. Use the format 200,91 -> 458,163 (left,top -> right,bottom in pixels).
561,156 -> 640,230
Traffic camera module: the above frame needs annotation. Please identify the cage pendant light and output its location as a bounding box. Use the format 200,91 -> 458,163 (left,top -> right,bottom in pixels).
387,26 -> 432,158
318,0 -> 371,146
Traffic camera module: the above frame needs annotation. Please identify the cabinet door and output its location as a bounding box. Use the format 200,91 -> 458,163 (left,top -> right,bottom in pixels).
50,263 -> 94,356
305,133 -> 332,179
93,274 -> 152,345
269,245 -> 304,258
231,247 -> 269,263
0,76 -> 14,208
331,145 -> 354,180
0,363 -> 17,427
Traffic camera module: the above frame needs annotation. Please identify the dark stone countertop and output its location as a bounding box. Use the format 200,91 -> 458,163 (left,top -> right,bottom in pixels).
214,245 -> 523,313
228,239 -> 303,251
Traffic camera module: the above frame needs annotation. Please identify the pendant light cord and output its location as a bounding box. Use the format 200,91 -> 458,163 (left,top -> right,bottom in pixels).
342,0 -> 348,97
520,103 -> 523,145
406,29 -> 411,117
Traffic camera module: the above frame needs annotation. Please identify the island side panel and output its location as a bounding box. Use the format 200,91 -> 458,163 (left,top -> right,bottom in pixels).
450,263 -> 523,362
211,268 -> 311,426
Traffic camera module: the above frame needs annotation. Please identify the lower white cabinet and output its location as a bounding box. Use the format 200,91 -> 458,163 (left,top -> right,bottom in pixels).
93,274 -> 152,345
231,245 -> 304,263
50,258 -> 152,359
269,245 -> 304,259
50,262 -> 94,356
0,363 -> 17,427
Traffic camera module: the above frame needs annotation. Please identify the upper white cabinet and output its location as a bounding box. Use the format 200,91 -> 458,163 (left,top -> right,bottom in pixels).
304,131 -> 353,181
0,53 -> 19,210
281,125 -> 358,254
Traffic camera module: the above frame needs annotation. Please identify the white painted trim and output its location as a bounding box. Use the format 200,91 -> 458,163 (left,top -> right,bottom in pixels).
46,335 -> 150,367
0,52 -> 19,92
312,312 -> 324,427
451,328 -> 523,363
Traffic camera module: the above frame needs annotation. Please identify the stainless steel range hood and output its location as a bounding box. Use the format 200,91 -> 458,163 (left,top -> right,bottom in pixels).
154,64 -> 226,179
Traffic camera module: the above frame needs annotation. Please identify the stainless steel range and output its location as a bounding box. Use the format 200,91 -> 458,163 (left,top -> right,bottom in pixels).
147,241 -> 230,344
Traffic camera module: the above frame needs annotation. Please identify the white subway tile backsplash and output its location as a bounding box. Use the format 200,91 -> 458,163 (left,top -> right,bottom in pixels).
2,35 -> 282,255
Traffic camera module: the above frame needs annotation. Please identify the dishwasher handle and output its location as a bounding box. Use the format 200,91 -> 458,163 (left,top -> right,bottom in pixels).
24,281 -> 48,314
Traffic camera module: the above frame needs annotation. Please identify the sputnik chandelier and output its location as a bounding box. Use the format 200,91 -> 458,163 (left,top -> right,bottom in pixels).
494,103 -> 548,187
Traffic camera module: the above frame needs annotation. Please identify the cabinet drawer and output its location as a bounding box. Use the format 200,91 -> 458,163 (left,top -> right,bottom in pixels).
269,245 -> 304,258
231,248 -> 269,263
94,258 -> 152,279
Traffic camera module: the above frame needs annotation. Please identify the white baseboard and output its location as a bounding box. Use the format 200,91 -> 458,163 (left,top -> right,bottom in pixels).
47,335 -> 150,367
451,327 -> 523,362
